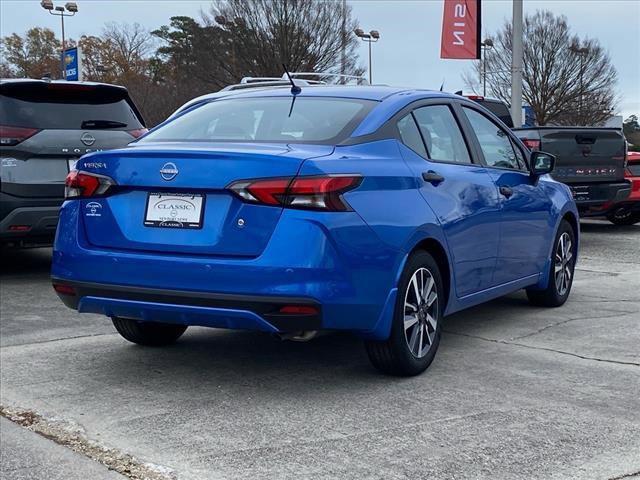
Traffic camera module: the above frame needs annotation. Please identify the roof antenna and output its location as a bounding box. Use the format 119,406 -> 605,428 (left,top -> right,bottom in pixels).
439,79 -> 445,92
282,64 -> 301,95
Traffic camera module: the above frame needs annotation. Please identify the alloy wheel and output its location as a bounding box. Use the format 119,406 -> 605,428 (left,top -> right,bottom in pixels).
554,232 -> 573,296
403,268 -> 438,358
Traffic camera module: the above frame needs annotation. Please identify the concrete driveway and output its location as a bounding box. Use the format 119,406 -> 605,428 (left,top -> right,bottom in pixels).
1,220 -> 639,480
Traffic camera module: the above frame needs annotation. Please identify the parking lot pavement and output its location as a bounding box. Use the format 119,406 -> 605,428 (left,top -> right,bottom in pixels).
1,219 -> 639,480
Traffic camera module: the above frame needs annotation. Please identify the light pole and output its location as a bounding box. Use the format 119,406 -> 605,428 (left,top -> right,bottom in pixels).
354,28 -> 380,84
480,38 -> 493,97
40,0 -> 78,80
511,0 -> 523,128
569,42 -> 590,125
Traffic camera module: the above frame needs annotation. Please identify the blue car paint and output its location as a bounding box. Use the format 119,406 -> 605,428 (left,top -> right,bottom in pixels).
53,86 -> 579,341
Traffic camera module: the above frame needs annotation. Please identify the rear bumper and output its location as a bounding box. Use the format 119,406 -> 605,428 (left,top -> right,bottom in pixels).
52,200 -> 401,337
592,177 -> 640,214
568,181 -> 631,216
52,278 -> 322,333
0,192 -> 63,245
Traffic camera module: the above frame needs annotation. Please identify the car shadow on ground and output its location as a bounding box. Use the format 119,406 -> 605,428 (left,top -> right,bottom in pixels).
0,247 -> 52,277
82,292 -> 534,391
579,219 -> 639,234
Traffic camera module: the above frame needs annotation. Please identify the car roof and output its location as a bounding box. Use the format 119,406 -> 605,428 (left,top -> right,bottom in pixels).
223,84 -> 452,102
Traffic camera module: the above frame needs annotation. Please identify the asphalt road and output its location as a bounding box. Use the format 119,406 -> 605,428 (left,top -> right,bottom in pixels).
1,219 -> 639,480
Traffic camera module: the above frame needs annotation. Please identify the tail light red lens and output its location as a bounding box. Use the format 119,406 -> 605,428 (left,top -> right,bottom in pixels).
522,138 -> 541,151
65,170 -> 115,199
228,175 -> 362,211
127,128 -> 149,139
0,125 -> 40,146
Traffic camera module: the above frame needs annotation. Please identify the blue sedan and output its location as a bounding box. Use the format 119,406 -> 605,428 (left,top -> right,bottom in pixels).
52,86 -> 578,376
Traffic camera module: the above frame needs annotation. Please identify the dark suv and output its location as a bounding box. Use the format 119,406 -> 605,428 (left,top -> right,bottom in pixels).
1,79 -> 146,247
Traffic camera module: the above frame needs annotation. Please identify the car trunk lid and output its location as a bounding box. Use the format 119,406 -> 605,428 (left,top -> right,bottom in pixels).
77,142 -> 333,257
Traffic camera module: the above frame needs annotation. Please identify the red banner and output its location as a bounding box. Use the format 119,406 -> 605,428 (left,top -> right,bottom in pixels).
440,0 -> 481,59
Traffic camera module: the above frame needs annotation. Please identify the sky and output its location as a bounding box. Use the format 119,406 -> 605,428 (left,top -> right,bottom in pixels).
1,0 -> 639,118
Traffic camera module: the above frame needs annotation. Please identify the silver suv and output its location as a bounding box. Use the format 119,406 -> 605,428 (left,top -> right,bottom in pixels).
1,79 -> 146,247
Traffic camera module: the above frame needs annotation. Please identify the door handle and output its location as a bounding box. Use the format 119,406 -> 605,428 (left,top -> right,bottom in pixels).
499,186 -> 514,198
422,171 -> 445,185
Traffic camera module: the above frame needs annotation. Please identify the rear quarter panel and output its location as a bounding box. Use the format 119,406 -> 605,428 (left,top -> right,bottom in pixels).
298,140 -> 452,317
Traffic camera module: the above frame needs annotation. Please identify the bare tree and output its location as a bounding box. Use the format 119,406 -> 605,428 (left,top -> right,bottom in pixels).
463,11 -> 617,126
101,22 -> 155,75
205,0 -> 363,80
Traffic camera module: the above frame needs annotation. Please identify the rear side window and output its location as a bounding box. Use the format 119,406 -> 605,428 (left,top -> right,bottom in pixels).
413,105 -> 471,164
0,85 -> 143,130
397,114 -> 427,157
463,107 -> 520,170
141,97 -> 375,145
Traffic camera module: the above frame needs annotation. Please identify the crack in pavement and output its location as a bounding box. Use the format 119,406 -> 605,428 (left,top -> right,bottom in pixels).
509,310 -> 638,341
443,331 -> 640,367
608,470 -> 640,480
1,332 -> 118,349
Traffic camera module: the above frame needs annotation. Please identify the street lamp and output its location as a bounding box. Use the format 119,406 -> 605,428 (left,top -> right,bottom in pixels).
40,0 -> 78,80
354,28 -> 380,84
480,38 -> 493,96
569,42 -> 590,124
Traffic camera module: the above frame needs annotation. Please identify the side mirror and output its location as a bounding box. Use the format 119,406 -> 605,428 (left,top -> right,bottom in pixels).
530,151 -> 555,176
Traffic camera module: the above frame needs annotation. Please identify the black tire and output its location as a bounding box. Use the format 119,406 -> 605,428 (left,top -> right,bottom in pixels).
111,317 -> 187,346
526,219 -> 576,307
365,250 -> 444,376
606,207 -> 640,226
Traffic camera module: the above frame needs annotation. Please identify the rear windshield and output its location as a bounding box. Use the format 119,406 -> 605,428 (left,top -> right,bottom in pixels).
140,96 -> 376,144
0,85 -> 143,130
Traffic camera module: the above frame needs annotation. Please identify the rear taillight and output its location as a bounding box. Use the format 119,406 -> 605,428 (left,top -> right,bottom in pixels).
65,170 -> 115,199
127,128 -> 149,139
522,138 -> 541,151
228,175 -> 362,212
0,125 -> 40,146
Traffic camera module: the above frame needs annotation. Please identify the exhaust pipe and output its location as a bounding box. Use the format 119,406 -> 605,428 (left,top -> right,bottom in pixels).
277,330 -> 319,342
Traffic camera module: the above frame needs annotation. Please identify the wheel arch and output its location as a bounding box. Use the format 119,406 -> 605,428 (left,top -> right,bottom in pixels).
533,207 -> 579,291
409,237 -> 452,314
360,233 -> 454,341
562,211 -> 579,243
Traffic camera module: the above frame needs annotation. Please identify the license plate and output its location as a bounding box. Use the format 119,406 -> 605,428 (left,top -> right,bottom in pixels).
144,193 -> 204,229
570,186 -> 590,201
68,158 -> 79,171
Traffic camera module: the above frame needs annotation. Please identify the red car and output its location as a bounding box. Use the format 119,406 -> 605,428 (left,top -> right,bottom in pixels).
602,151 -> 640,225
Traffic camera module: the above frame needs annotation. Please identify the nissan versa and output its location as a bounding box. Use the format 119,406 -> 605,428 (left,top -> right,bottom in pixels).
52,86 -> 579,376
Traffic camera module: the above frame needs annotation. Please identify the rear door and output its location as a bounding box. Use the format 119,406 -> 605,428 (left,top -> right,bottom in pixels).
0,82 -> 145,199
397,103 -> 502,297
460,105 -> 553,284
